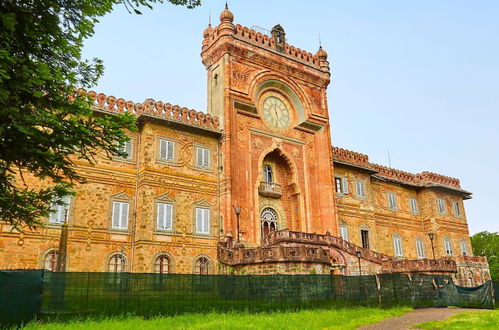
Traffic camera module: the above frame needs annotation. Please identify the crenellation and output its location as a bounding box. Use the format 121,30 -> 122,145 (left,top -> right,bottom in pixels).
78,90 -> 221,131
0,5 -> 488,287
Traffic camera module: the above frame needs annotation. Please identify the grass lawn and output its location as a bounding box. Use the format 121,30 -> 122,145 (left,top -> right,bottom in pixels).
414,310 -> 499,329
21,307 -> 411,330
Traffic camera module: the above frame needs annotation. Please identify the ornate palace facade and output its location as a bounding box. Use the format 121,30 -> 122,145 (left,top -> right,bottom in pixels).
0,7 -> 489,285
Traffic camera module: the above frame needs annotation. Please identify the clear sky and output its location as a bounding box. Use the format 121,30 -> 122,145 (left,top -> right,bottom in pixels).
82,0 -> 499,234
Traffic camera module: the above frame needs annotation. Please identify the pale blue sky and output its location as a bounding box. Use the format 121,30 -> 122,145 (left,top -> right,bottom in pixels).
82,0 -> 499,234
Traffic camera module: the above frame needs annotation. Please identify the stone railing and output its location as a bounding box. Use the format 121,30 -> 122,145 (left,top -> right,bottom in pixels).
261,230 -> 458,273
263,230 -> 392,265
258,182 -> 282,198
454,255 -> 488,264
217,243 -> 330,266
382,258 -> 457,273
79,90 -> 221,131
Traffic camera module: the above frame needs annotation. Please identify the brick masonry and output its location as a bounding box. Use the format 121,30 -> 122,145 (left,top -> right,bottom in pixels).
0,6 -> 490,286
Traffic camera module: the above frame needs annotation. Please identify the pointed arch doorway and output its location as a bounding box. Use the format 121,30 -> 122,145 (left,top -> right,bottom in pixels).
261,207 -> 279,240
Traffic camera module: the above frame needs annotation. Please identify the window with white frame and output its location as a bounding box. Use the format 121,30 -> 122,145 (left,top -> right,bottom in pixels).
415,239 -> 425,258
108,253 -> 126,273
334,177 -> 342,194
355,181 -> 365,198
387,193 -> 397,210
195,207 -> 210,234
112,201 -> 129,230
444,238 -> 453,256
119,139 -> 133,159
49,196 -> 70,224
196,146 -> 210,168
159,138 -> 175,161
157,202 -> 173,231
453,201 -> 461,216
334,177 -> 348,195
393,236 -> 403,257
44,250 -> 58,271
460,240 -> 468,256
339,225 -> 349,241
409,198 -> 419,213
437,198 -> 446,214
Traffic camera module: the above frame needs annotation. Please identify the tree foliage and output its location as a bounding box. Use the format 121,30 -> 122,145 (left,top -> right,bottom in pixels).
470,231 -> 499,280
0,0 -> 200,230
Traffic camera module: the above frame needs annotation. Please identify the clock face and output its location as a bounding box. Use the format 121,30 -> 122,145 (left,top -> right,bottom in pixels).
262,96 -> 291,129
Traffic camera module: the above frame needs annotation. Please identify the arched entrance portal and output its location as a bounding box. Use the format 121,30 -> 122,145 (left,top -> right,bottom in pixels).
261,207 -> 278,240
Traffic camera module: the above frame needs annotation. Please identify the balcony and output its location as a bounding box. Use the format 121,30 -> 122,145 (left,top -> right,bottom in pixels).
258,181 -> 282,198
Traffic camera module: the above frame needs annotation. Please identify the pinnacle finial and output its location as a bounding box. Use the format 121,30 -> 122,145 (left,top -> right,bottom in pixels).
220,2 -> 234,23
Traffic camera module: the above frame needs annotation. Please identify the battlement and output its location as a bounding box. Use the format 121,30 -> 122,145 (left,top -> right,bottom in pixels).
372,163 -> 420,185
333,147 -> 464,190
80,90 -> 221,131
202,6 -> 326,71
332,147 -> 371,167
418,171 -> 461,189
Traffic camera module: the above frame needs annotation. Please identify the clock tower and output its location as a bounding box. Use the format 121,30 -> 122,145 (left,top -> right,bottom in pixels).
201,5 -> 337,246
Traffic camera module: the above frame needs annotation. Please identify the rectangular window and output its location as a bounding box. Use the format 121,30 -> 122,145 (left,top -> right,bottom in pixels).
334,177 -> 342,194
409,198 -> 419,213
196,147 -> 210,168
342,178 -> 349,194
388,193 -> 397,210
157,202 -> 173,230
49,196 -> 70,224
339,226 -> 349,241
453,201 -> 461,216
356,181 -> 365,198
112,202 -> 129,229
159,139 -> 175,161
444,239 -> 453,256
437,198 -> 446,214
460,241 -> 468,256
416,239 -> 425,258
264,164 -> 273,182
393,237 -> 403,257
195,207 -> 210,234
361,230 -> 370,249
119,140 -> 133,159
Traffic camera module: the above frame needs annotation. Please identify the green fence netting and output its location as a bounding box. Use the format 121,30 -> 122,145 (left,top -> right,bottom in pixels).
0,271 -> 495,326
493,281 -> 499,303
0,270 -> 43,327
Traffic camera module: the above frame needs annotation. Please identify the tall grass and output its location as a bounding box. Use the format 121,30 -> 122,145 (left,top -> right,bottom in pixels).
21,307 -> 411,330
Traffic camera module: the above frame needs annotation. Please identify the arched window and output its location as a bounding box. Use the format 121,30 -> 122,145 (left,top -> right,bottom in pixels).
44,250 -> 58,271
195,256 -> 210,275
261,207 -> 278,239
108,253 -> 126,273
155,255 -> 171,274
263,164 -> 273,183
